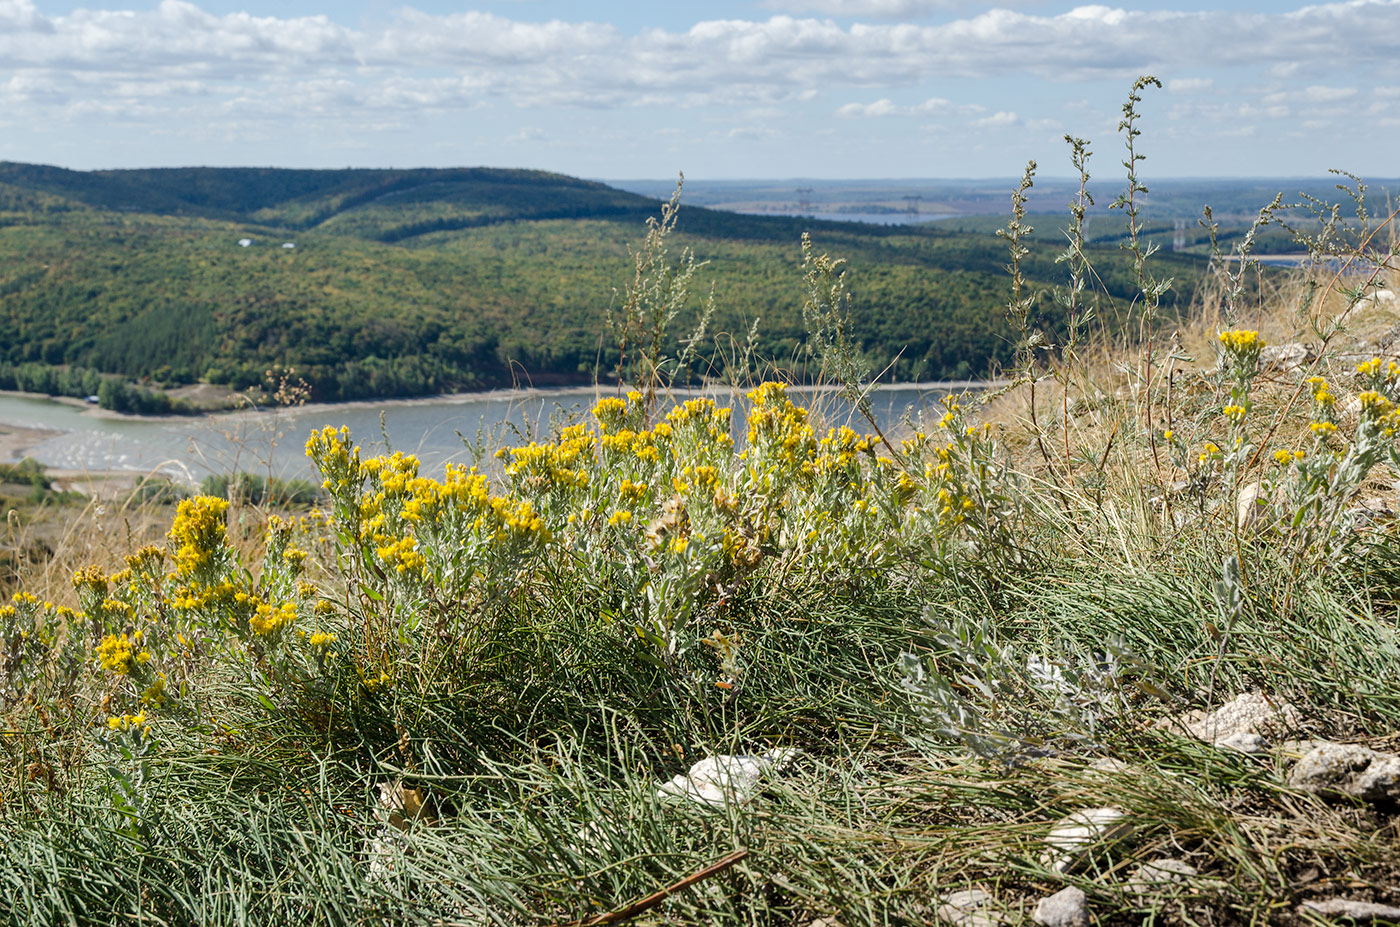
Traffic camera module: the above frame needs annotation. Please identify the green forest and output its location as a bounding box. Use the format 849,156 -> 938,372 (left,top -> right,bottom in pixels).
0,161 -> 1210,403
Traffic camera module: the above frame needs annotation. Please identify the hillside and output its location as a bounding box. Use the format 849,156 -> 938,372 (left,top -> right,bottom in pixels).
0,162 -> 1209,402
3,218 -> 1400,925
7,137 -> 1400,925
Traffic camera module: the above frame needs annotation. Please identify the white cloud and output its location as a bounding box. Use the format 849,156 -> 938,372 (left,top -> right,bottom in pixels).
0,0 -> 52,31
836,95 -> 981,117
760,0 -> 1054,16
759,0 -> 954,16
837,97 -> 900,117
370,11 -> 617,64
0,0 -> 1396,155
975,111 -> 1021,127
726,125 -> 781,140
1301,84 -> 1357,101
1168,77 -> 1214,93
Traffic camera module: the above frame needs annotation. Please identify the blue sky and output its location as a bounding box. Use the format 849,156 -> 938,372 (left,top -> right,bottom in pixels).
3,1 -> 1396,179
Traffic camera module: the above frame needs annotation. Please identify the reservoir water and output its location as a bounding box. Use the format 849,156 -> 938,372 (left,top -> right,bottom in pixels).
0,384 -> 971,484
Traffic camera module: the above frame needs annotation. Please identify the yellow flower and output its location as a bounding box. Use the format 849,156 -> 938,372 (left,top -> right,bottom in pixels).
1310,421 -> 1337,436
1306,376 -> 1335,406
107,711 -> 149,734
375,536 -> 426,575
70,565 -> 109,597
168,496 -> 230,578
1218,329 -> 1263,352
96,633 -> 148,676
1273,448 -> 1293,466
1197,442 -> 1221,464
305,426 -> 361,488
307,630 -> 338,650
251,600 -> 298,635
608,509 -> 633,527
1358,390 -> 1392,416
1222,404 -> 1247,422
142,673 -> 168,707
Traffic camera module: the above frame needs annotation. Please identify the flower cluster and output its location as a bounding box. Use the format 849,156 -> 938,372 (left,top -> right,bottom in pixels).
96,631 -> 150,676
0,381 -> 1030,754
169,496 -> 231,578
1218,329 -> 1263,354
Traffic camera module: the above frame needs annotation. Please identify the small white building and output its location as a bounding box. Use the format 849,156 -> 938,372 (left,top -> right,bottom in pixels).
238,238 -> 253,247
282,242 -> 296,249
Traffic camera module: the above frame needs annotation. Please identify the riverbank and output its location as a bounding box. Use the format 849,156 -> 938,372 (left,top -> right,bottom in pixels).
0,380 -> 990,485
1,423 -> 154,499
5,378 -> 998,425
0,421 -> 57,463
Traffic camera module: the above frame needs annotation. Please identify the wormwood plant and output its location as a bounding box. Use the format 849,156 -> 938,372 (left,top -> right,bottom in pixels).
606,175 -> 715,423
799,232 -> 910,462
996,160 -> 1054,470
1053,136 -> 1096,474
1112,76 -> 1173,473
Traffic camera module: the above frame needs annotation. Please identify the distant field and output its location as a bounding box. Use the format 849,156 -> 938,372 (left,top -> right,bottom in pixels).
608,175 -> 1400,229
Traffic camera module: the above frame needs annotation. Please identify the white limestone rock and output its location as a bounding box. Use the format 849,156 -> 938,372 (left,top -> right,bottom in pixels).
1299,898 -> 1400,920
936,888 -> 1002,927
1290,742 -> 1400,805
657,748 -> 800,806
1216,731 -> 1269,754
1260,343 -> 1312,374
1126,857 -> 1201,904
1236,482 -> 1269,532
1041,807 -> 1131,873
1033,886 -> 1088,927
1159,690 -> 1301,752
1128,858 -> 1198,887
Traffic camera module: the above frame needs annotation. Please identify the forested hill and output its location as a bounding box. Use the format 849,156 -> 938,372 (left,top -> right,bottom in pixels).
0,162 -> 1209,403
0,163 -> 660,238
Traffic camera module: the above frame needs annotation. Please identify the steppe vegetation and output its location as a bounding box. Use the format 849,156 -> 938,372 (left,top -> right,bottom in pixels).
4,80 -> 1400,926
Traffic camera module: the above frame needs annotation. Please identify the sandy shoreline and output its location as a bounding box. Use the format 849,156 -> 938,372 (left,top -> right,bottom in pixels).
0,422 -> 59,463
0,422 -> 150,498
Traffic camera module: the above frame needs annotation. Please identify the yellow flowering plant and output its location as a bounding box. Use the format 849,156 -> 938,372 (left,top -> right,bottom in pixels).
0,592 -> 85,709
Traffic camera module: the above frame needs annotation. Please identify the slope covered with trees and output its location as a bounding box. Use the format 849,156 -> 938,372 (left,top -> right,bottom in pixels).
0,162 -> 1208,402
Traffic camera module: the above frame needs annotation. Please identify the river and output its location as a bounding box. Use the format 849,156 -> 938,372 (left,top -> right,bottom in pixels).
0,383 -> 972,485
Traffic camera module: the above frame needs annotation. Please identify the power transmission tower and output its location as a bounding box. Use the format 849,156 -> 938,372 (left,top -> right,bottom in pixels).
903,194 -> 923,216
796,187 -> 814,215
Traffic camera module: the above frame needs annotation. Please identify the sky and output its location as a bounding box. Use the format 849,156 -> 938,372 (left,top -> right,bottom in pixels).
1,0 -> 1396,180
